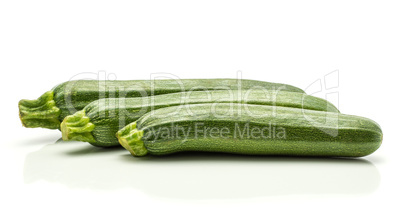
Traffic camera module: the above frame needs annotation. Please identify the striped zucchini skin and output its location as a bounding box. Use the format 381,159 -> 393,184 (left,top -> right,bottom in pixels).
61,90 -> 339,147
117,103 -> 382,157
19,79 -> 305,129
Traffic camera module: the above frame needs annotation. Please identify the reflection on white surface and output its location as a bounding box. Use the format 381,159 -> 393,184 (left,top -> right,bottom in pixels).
24,139 -> 380,199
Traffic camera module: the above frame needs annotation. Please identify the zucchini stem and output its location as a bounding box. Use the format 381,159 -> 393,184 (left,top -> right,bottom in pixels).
18,91 -> 61,129
61,110 -> 96,143
116,122 -> 146,156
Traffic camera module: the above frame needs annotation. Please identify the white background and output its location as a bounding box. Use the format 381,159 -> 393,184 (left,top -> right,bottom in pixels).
0,1 -> 401,207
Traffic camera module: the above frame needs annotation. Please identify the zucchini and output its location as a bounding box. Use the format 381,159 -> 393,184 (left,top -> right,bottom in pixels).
117,103 -> 382,157
18,79 -> 305,129
61,90 -> 339,147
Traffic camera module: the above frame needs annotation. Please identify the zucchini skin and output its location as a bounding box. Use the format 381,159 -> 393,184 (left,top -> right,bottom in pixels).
19,79 -> 305,129
117,103 -> 382,157
61,90 -> 339,147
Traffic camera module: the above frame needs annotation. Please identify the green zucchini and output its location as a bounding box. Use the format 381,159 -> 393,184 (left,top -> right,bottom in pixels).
61,90 -> 339,147
19,79 -> 305,129
117,103 -> 382,157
